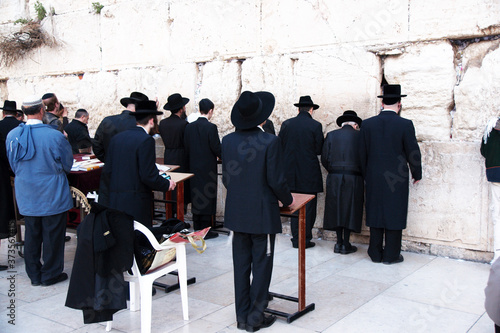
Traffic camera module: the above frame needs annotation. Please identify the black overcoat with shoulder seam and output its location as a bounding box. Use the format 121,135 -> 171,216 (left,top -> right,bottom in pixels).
99,127 -> 172,227
360,111 -> 422,230
278,111 -> 324,193
184,117 -> 221,215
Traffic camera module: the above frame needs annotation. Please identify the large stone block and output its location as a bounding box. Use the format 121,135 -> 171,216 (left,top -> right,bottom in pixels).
194,60 -> 241,136
383,41 -> 456,141
291,47 -> 380,134
240,55 -> 298,134
167,0 -> 260,62
262,0 -> 409,52
405,142 -> 489,251
453,42 -> 500,141
156,63 -> 198,120
0,0 -> 26,24
100,2 -> 170,69
409,0 -> 500,40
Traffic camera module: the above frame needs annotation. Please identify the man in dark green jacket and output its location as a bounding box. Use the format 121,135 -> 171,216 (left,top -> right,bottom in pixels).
481,117 -> 500,261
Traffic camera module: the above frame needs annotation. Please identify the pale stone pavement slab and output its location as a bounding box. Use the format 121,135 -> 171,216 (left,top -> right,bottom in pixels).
0,232 -> 494,332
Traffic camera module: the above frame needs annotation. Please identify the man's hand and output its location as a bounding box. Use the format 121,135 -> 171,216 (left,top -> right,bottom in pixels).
413,179 -> 420,184
168,180 -> 176,191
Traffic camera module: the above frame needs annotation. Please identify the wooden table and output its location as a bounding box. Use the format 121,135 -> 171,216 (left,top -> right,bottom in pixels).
265,193 -> 316,323
67,154 -> 103,194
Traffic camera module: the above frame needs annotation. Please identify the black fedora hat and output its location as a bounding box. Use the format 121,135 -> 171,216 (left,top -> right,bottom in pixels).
294,95 -> 319,110
377,84 -> 407,99
336,110 -> 362,127
120,92 -> 149,107
163,93 -> 190,111
0,100 -> 21,112
130,100 -> 163,118
231,91 -> 275,130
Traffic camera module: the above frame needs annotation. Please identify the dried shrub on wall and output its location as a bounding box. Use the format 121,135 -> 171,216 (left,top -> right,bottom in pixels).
0,21 -> 55,66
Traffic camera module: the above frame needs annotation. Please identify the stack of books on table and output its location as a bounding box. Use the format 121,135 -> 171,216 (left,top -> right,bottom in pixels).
71,158 -> 104,172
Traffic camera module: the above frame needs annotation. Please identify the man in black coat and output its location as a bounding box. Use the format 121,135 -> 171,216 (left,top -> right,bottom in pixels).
360,84 -> 422,265
321,110 -> 364,255
222,91 -> 293,332
99,100 -> 176,227
0,100 -> 21,270
64,109 -> 92,154
279,95 -> 324,249
92,92 -> 148,162
159,93 -> 190,171
184,98 -> 221,239
159,93 -> 191,212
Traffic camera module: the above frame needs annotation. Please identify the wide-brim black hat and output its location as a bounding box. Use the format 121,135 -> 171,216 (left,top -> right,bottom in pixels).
130,100 -> 163,117
163,93 -> 190,111
120,91 -> 149,107
377,84 -> 407,99
336,110 -> 362,127
231,91 -> 275,130
0,100 -> 21,112
294,95 -> 319,110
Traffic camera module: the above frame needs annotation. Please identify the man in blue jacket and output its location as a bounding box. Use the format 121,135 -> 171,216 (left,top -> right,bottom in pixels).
222,91 -> 294,332
6,95 -> 73,286
481,117 -> 500,261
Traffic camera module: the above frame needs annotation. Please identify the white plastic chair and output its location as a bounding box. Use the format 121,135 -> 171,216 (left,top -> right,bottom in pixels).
106,221 -> 189,333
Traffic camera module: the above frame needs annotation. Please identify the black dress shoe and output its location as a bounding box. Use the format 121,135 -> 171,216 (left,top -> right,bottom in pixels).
152,287 -> 157,296
31,281 -> 40,286
237,322 -> 246,330
41,273 -> 68,286
334,243 -> 341,253
65,236 -> 71,242
292,242 -> 316,249
246,315 -> 277,332
204,231 -> 219,240
383,254 -> 404,265
0,265 -> 8,271
340,244 -> 357,255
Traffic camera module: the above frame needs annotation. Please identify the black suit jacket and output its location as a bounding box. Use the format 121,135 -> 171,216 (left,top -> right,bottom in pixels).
92,110 -> 136,162
278,111 -> 324,193
64,119 -> 92,154
184,117 -> 221,215
0,116 -> 20,237
360,111 -> 422,230
99,127 -> 172,227
222,128 -> 293,234
159,114 -> 188,172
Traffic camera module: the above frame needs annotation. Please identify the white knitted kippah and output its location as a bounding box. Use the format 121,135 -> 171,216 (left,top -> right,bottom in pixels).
22,95 -> 43,107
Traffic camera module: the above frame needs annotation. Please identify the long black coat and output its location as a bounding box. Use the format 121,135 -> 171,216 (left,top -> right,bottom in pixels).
99,127 -> 172,227
222,128 -> 293,234
64,119 -> 92,154
360,111 -> 422,230
65,203 -> 134,324
321,125 -> 364,232
184,117 -> 221,215
0,116 -> 20,238
278,111 -> 324,193
159,114 -> 188,172
92,110 -> 136,162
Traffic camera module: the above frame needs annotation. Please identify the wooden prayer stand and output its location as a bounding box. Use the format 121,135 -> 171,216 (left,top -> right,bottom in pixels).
265,193 -> 316,323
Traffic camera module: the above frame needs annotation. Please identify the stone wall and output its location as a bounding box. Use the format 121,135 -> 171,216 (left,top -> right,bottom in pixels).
1,0 -> 499,261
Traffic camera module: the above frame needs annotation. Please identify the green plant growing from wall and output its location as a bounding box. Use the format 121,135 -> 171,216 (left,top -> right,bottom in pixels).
34,1 -> 47,21
92,2 -> 104,14
14,18 -> 32,25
